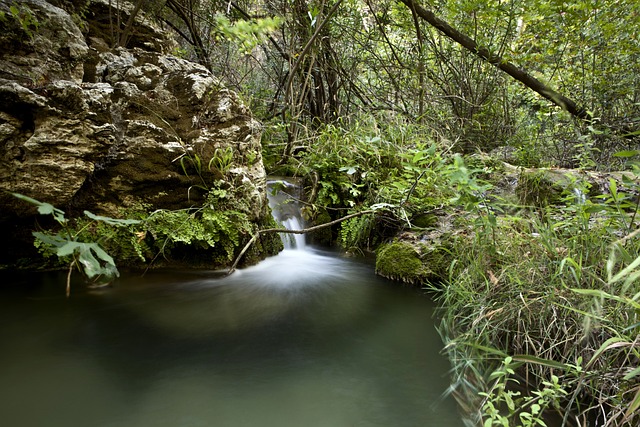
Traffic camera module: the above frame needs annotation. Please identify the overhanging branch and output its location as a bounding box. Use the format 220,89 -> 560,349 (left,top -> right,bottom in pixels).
228,209 -> 376,275
399,0 -> 592,122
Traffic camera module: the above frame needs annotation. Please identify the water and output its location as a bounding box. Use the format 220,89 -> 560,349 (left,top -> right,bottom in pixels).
0,250 -> 463,427
267,179 -> 306,249
0,180 -> 463,426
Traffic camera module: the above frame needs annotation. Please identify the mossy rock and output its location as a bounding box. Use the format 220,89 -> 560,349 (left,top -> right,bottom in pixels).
242,215 -> 284,266
375,240 -> 431,285
516,170 -> 565,207
306,207 -> 333,246
419,243 -> 453,281
410,212 -> 439,228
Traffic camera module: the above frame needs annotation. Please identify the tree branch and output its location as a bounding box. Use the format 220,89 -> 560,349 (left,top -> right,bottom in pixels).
398,0 -> 592,122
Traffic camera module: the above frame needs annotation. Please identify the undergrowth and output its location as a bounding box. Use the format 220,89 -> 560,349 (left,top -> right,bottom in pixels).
265,117 -> 640,424
15,179 -> 261,290
437,164 -> 640,426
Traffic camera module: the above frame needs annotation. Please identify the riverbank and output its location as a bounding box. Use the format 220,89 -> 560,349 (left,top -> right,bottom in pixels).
381,159 -> 640,426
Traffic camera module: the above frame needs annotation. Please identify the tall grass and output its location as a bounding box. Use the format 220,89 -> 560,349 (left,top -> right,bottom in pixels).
437,176 -> 640,426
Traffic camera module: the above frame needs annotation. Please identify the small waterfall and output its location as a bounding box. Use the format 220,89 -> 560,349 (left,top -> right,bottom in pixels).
267,179 -> 306,250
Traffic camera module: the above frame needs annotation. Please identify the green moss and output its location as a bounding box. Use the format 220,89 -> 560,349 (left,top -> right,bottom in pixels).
420,243 -> 453,280
375,240 -> 430,285
516,170 -> 565,207
411,213 -> 438,228
242,214 -> 284,267
308,208 -> 333,246
375,238 -> 454,285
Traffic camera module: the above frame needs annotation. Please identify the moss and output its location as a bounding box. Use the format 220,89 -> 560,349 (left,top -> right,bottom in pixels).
420,243 -> 453,281
241,214 -> 283,267
375,240 -> 430,285
375,237 -> 455,285
411,213 -> 438,228
307,208 -> 333,246
516,170 -> 565,207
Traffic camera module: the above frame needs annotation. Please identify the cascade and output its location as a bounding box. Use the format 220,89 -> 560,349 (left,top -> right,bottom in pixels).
266,179 -> 306,249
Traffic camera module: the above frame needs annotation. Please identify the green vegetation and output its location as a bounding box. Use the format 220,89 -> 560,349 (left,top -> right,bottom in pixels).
12,193 -> 140,296
0,2 -> 39,39
13,178 -> 278,293
437,174 -> 640,425
10,0 -> 640,424
136,0 -> 640,422
376,240 -> 429,284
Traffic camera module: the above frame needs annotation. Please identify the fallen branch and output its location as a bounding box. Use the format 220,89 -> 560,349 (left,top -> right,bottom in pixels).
227,209 -> 377,275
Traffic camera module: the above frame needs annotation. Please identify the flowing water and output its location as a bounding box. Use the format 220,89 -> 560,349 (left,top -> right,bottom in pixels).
0,182 -> 464,427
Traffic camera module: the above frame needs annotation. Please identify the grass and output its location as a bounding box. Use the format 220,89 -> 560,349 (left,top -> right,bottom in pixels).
436,188 -> 640,426
263,117 -> 640,425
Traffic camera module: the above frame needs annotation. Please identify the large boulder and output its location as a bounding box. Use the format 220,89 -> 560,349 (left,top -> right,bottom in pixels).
0,0 -> 278,267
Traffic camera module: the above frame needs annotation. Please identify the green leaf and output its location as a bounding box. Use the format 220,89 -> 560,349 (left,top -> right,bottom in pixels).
624,387 -> 640,419
32,232 -> 66,248
56,241 -> 84,257
36,203 -> 55,215
583,205 -> 607,213
179,157 -> 190,177
609,178 -> 618,198
623,366 -> 640,381
84,211 -> 141,226
613,150 -> 640,158
511,354 -> 570,369
571,288 -> 640,310
13,193 -> 66,223
585,336 -> 630,369
609,254 -> 640,285
77,245 -> 102,278
89,243 -> 116,266
621,130 -> 640,138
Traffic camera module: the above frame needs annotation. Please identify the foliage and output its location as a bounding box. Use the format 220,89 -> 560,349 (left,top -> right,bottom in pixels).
145,205 -> 251,264
435,164 -> 640,426
375,240 -> 429,284
1,2 -> 40,39
9,0 -> 640,421
267,116 -> 458,245
13,193 -> 140,296
13,177 -> 260,289
480,357 -> 569,427
212,14 -> 282,54
98,183 -> 255,266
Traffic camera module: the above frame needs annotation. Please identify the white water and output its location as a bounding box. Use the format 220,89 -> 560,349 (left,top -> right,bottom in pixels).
267,179 -> 307,250
280,217 -> 306,250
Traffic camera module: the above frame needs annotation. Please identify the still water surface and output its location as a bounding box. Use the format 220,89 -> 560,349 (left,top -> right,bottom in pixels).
0,248 -> 463,427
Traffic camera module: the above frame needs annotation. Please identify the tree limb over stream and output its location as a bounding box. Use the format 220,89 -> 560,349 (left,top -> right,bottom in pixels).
228,209 -> 376,275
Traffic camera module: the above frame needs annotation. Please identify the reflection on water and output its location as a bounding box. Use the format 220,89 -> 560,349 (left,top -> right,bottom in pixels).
0,248 -> 463,427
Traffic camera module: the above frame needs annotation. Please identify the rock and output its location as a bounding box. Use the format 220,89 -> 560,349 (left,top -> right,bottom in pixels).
376,237 -> 452,285
0,0 -> 278,268
0,0 -> 88,84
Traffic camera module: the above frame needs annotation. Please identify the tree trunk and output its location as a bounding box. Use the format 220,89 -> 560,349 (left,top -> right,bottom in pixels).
398,0 -> 591,122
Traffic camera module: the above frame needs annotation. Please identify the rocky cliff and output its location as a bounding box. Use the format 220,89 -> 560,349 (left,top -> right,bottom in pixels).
0,0 -> 281,268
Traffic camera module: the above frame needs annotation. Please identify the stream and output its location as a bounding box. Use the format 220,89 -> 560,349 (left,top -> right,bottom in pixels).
0,181 -> 464,426
0,249 -> 463,427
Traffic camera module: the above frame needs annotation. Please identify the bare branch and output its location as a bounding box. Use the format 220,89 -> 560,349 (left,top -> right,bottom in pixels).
227,209 -> 376,275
